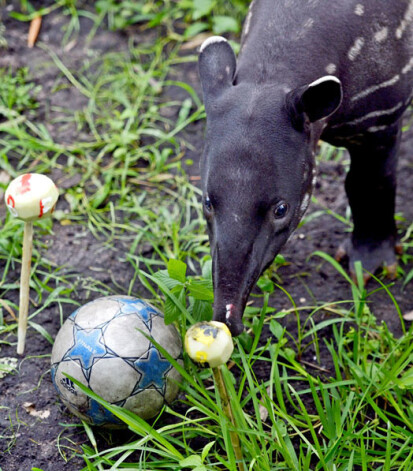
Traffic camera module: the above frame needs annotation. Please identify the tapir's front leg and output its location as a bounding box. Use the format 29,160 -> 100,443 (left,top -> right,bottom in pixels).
337,125 -> 402,280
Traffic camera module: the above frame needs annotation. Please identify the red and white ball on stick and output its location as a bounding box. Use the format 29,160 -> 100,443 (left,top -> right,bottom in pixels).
5,173 -> 59,355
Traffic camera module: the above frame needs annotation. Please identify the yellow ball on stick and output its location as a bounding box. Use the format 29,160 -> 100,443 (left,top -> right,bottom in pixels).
185,321 -> 234,368
185,321 -> 245,470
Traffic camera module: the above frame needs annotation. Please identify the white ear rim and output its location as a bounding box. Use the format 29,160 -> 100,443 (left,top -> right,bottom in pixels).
308,75 -> 341,88
200,36 -> 228,53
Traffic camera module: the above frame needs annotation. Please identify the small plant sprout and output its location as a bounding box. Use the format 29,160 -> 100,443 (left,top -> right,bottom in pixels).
185,321 -> 245,471
5,173 -> 59,355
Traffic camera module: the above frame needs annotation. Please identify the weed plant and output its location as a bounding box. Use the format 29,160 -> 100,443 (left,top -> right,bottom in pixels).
71,258 -> 413,470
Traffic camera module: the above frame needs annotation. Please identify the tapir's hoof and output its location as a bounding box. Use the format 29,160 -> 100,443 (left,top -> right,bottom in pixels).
349,268 -> 371,285
335,238 -> 400,284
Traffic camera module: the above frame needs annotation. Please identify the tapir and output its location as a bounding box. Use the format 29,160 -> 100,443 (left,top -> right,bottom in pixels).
198,0 -> 413,336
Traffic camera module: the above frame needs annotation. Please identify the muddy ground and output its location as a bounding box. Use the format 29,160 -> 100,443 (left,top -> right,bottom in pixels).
0,3 -> 412,471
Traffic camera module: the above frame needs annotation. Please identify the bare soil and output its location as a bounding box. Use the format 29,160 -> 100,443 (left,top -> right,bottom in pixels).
0,3 -> 412,470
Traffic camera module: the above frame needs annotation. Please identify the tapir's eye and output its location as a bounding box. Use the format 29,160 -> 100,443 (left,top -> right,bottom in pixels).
274,201 -> 289,219
204,195 -> 213,213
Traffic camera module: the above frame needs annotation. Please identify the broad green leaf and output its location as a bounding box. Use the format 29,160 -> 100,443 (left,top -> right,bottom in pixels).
193,0 -> 215,20
184,21 -> 209,39
201,258 -> 212,281
164,285 -> 185,324
188,279 -> 213,301
191,299 -> 213,322
153,269 -> 182,290
212,15 -> 239,34
167,259 -> 187,283
270,320 -> 284,340
257,277 -> 274,293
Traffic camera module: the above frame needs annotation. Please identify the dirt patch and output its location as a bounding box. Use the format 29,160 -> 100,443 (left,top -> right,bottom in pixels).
0,3 -> 412,471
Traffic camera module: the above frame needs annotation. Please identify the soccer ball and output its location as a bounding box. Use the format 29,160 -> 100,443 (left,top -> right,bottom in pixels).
51,296 -> 182,426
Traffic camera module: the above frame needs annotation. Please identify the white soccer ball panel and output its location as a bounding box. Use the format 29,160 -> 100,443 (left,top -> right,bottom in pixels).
123,388 -> 164,420
103,315 -> 150,357
74,298 -> 120,328
52,296 -> 183,425
150,316 -> 182,359
89,357 -> 139,403
53,360 -> 89,409
51,318 -> 75,363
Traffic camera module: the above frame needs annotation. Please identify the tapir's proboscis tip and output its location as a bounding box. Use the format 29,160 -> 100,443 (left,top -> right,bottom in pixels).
227,319 -> 245,337
212,303 -> 245,337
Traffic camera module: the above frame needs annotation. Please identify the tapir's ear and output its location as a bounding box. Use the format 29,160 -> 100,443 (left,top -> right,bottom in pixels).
288,76 -> 342,126
198,36 -> 237,101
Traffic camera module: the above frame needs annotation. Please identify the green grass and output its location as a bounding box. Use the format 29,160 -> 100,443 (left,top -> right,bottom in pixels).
66,259 -> 412,470
1,1 -> 412,470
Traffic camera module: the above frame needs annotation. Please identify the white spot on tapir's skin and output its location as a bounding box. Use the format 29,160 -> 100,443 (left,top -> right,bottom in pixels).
396,1 -> 413,39
303,18 -> 314,29
332,102 -> 404,128
300,193 -> 311,215
348,37 -> 365,61
244,11 -> 252,36
354,4 -> 364,16
243,0 -> 255,37
200,36 -> 227,53
351,74 -> 400,101
368,125 -> 388,133
294,18 -> 315,40
374,27 -> 388,43
311,167 -> 317,189
312,173 -> 317,188
325,63 -> 337,75
402,57 -> 413,74
226,304 -> 235,320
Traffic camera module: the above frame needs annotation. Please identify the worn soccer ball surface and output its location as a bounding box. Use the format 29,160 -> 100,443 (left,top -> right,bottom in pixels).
51,296 -> 182,426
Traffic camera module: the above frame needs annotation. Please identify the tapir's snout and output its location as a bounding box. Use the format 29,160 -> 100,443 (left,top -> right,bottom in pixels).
211,243 -> 254,336
210,235 -> 274,337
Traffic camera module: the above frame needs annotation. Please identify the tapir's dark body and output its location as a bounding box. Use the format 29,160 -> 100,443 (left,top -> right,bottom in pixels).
199,0 -> 413,335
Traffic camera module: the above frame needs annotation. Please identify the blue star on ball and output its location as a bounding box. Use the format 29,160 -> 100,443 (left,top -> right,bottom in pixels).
64,327 -> 108,380
116,298 -> 159,328
133,347 -> 172,393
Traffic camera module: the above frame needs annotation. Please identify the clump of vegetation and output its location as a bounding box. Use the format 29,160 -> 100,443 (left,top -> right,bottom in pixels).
0,67 -> 41,113
73,258 -> 413,470
94,0 -> 249,37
